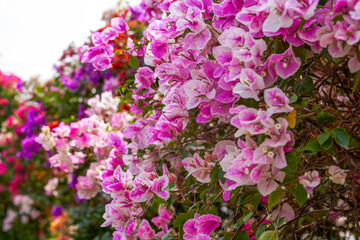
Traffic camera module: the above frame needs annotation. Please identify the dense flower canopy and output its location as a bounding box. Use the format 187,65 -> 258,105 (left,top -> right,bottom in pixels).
1,0 -> 360,239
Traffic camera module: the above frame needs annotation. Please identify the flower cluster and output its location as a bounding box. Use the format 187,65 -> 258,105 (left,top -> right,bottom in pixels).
83,0 -> 360,238
36,92 -> 123,200
55,45 -> 116,92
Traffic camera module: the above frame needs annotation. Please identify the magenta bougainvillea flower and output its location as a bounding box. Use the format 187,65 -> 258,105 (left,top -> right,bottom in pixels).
183,213 -> 221,240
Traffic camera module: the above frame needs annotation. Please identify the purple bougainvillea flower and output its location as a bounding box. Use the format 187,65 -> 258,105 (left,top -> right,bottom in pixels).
51,205 -> 63,217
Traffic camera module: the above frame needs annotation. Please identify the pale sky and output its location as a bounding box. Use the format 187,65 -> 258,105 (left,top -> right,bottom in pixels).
0,0 -> 139,82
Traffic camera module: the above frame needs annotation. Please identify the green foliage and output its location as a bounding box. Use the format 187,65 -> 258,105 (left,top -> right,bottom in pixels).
129,56 -> 140,69
268,188 -> 285,209
330,128 -> 350,149
293,77 -> 314,96
316,112 -> 337,126
290,183 -> 307,207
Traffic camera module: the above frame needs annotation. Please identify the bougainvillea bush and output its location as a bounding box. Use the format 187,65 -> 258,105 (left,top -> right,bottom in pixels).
78,0 -> 360,239
2,0 -> 360,239
0,71 -> 53,239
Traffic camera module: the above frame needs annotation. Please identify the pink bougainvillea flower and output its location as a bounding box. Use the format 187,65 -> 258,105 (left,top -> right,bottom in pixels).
183,213 -> 221,240
152,176 -> 170,200
257,167 -> 285,196
348,54 -> 360,73
111,17 -> 129,33
76,175 -> 100,200
262,0 -> 293,34
264,87 -> 294,116
328,166 -> 347,185
184,27 -> 212,51
317,21 -> 352,58
147,119 -> 183,145
135,67 -> 155,90
350,2 -> 360,20
285,0 -> 319,20
212,140 -> 237,160
134,219 -> 155,240
253,142 -> 287,169
299,171 -> 321,193
263,118 -> 294,148
151,207 -> 173,231
233,68 -> 265,101
271,203 -> 295,221
218,26 -> 246,48
0,161 -> 7,175
102,166 -> 133,198
176,7 -> 206,33
129,175 -> 154,202
267,46 -> 301,79
182,80 -> 216,109
334,22 -> 360,46
182,153 -> 214,183
101,203 -> 134,228
230,107 -> 274,137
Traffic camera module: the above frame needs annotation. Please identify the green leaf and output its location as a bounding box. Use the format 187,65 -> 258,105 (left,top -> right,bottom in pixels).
330,128 -> 350,149
210,165 -> 220,183
268,188 -> 285,209
244,193 -> 262,210
319,185 -> 326,194
298,19 -> 306,31
320,137 -> 333,150
302,141 -> 321,155
258,230 -> 277,240
181,150 -> 189,158
129,56 -> 140,69
114,50 -> 124,55
222,233 -> 232,240
281,151 -> 298,175
161,231 -> 171,240
242,212 -> 253,224
316,112 -> 337,126
355,46 -> 360,62
255,223 -> 268,239
173,210 -> 195,228
289,94 -> 298,104
290,183 -> 307,207
317,132 -> 330,145
218,168 -> 226,184
188,201 -> 201,211
353,71 -> 360,94
199,189 -> 207,201
163,182 -> 177,191
293,77 -> 314,96
233,232 -> 250,240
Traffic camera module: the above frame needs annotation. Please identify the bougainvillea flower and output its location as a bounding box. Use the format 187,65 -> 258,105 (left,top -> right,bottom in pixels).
134,220 -> 155,240
233,68 -> 265,100
328,166 -> 347,185
182,153 -> 214,183
271,203 -> 295,221
111,17 -> 129,33
299,171 -> 321,192
267,46 -> 301,79
264,87 -> 294,116
183,213 -> 221,240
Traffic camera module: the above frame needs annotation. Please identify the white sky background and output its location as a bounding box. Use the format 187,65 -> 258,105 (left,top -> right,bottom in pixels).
0,0 -> 140,82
